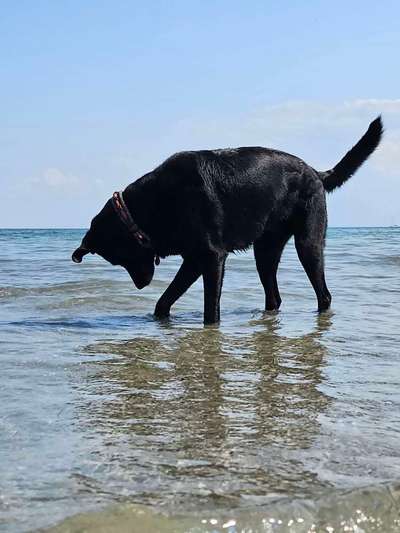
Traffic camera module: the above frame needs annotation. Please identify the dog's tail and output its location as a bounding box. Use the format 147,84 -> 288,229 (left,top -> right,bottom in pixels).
319,116 -> 383,193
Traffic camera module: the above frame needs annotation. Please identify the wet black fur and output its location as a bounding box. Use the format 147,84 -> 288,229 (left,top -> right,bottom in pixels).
73,117 -> 383,324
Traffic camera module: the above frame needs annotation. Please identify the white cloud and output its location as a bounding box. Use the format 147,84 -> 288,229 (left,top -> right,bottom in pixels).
347,99 -> 400,113
19,168 -> 106,197
42,167 -> 81,189
247,99 -> 399,136
371,131 -> 400,176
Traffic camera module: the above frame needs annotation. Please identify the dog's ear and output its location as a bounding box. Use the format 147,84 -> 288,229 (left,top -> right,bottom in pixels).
72,246 -> 90,263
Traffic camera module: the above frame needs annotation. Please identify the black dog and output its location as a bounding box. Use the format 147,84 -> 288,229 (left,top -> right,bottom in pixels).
72,117 -> 382,324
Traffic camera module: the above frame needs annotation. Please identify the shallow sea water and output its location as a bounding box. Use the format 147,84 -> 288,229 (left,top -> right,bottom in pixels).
0,228 -> 399,532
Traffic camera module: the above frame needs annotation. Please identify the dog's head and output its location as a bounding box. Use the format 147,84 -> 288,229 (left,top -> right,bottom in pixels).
72,199 -> 155,289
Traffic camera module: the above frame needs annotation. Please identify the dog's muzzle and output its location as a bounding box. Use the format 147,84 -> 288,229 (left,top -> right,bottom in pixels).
72,246 -> 90,263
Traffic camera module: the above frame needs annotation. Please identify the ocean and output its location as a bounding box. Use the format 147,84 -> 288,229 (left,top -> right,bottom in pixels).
0,228 -> 399,532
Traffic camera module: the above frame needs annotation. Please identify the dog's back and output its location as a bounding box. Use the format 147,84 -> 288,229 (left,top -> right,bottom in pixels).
151,146 -> 319,252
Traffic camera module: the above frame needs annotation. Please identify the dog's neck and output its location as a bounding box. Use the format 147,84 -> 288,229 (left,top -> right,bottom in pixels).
122,177 -> 161,253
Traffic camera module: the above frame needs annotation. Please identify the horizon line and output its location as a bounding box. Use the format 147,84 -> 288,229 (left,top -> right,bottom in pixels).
0,226 -> 398,230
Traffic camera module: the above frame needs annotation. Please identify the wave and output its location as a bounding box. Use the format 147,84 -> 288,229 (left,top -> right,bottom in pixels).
5,314 -> 154,331
382,255 -> 400,266
0,280 -> 128,299
44,482 -> 400,532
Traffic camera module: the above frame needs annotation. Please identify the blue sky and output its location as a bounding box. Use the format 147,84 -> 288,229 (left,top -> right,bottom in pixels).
1,1 -> 399,227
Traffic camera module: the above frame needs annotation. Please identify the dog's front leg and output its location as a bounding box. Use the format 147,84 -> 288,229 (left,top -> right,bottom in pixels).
154,258 -> 201,318
202,252 -> 227,325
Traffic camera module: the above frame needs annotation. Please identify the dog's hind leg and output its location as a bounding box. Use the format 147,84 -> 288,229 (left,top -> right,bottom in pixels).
254,230 -> 291,311
294,197 -> 332,312
154,258 -> 202,318
202,251 -> 228,324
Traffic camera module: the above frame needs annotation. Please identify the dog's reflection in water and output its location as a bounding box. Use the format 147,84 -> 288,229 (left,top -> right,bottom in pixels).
78,312 -> 333,502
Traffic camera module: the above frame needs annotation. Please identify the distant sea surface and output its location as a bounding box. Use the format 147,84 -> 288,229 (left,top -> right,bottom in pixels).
1,228 -> 400,532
